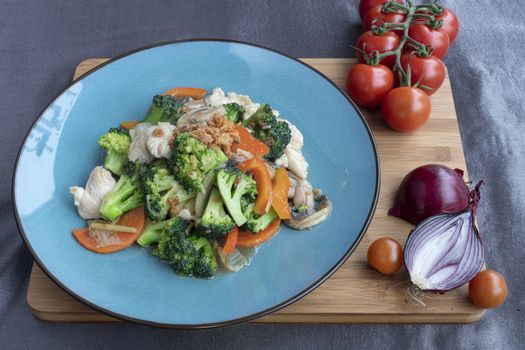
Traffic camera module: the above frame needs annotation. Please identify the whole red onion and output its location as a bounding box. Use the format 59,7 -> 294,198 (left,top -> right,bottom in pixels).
388,164 -> 472,225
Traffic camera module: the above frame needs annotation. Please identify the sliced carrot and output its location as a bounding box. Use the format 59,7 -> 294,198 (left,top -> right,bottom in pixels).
272,167 -> 291,219
237,157 -> 272,215
120,120 -> 139,129
236,218 -> 281,247
162,87 -> 207,100
223,226 -> 239,254
231,125 -> 269,157
72,207 -> 146,254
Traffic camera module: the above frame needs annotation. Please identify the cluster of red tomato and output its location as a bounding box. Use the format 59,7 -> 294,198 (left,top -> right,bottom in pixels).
346,0 -> 459,132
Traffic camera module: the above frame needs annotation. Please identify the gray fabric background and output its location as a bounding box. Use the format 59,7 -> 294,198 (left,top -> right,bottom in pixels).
1,0 -> 523,349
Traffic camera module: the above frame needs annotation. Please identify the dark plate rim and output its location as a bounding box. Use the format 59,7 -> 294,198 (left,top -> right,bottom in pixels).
12,38 -> 380,329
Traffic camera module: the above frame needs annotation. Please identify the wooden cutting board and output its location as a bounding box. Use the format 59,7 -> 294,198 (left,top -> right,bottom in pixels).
26,58 -> 484,324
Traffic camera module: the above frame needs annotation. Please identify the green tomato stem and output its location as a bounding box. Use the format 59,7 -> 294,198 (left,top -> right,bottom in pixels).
412,13 -> 434,20
415,1 -> 444,15
369,0 -> 444,86
382,2 -> 409,14
372,4 -> 416,84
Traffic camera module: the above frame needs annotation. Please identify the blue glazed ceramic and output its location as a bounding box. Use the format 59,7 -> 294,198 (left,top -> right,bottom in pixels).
13,40 -> 379,328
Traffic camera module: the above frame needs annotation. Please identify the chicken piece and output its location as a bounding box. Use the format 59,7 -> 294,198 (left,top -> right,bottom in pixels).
146,122 -> 176,159
287,175 -> 298,199
274,152 -> 288,168
70,166 -> 116,219
128,123 -> 155,163
285,147 -> 309,179
205,88 -> 228,107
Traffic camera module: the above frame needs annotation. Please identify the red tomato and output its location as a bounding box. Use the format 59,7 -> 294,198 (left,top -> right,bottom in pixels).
469,270 -> 508,309
408,23 -> 450,59
381,87 -> 431,132
356,31 -> 400,68
400,54 -> 446,95
346,63 -> 394,108
436,8 -> 459,43
359,0 -> 403,19
363,5 -> 406,34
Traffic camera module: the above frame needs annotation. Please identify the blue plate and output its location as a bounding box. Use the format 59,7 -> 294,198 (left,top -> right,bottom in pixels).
13,40 -> 379,328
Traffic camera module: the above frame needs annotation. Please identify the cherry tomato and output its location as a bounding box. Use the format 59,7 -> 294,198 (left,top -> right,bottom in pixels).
408,23 -> 450,59
400,53 -> 446,95
359,0 -> 403,19
356,31 -> 400,68
469,270 -> 508,309
346,63 -> 394,108
436,8 -> 459,43
367,237 -> 403,275
363,5 -> 406,34
381,87 -> 431,132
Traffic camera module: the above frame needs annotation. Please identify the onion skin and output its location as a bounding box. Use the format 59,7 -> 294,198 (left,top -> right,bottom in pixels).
389,164 -> 471,225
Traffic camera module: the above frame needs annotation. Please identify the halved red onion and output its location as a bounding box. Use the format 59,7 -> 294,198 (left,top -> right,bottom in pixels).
404,209 -> 484,292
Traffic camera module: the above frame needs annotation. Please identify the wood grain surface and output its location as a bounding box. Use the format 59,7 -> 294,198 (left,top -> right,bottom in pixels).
26,58 -> 484,324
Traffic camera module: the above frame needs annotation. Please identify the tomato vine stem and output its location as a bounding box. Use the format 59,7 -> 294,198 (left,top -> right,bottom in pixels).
366,0 -> 444,86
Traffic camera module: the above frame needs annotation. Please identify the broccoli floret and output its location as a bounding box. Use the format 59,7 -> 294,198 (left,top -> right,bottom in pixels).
140,159 -> 193,221
152,217 -> 191,260
240,194 -> 255,215
137,216 -> 186,247
171,133 -> 228,193
141,159 -> 174,193
242,104 -> 291,161
244,207 -> 278,233
189,236 -> 217,279
99,162 -> 143,222
241,196 -> 278,233
216,167 -> 258,226
265,120 -> 292,161
223,102 -> 244,123
97,127 -> 131,175
195,187 -> 235,239
242,103 -> 276,133
153,219 -> 217,278
144,95 -> 185,124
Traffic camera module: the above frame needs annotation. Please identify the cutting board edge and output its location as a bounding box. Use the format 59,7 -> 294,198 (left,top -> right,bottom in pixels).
27,292 -> 484,325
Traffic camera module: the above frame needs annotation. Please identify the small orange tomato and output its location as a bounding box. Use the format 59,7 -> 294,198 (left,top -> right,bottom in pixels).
469,270 -> 508,309
367,237 -> 403,275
